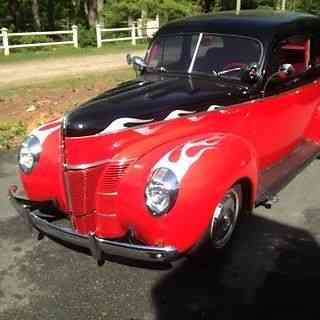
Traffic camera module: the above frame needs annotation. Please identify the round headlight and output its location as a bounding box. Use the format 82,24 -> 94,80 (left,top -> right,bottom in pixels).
145,168 -> 179,216
18,135 -> 41,173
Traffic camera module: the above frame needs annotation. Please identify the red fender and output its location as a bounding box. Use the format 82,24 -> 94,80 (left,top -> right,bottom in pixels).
116,132 -> 258,253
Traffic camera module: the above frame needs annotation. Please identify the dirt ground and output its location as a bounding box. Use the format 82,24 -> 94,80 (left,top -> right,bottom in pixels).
0,70 -> 133,133
0,51 -> 143,89
0,50 -> 143,136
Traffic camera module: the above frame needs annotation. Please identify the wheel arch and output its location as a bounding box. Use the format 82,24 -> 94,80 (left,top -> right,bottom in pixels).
234,176 -> 255,214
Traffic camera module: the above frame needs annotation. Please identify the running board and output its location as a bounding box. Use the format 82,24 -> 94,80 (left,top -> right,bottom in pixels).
256,140 -> 320,206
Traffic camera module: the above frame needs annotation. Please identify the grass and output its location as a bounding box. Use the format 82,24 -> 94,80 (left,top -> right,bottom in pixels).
0,67 -> 135,97
0,68 -> 135,150
0,42 -> 148,65
0,121 -> 26,150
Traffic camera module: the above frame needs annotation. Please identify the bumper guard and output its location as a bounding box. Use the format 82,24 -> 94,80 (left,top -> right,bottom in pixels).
8,186 -> 178,264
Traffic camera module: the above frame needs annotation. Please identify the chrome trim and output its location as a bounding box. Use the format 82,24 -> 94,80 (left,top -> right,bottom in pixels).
145,168 -> 179,216
63,171 -> 73,212
18,135 -> 42,174
97,192 -> 118,196
66,158 -> 136,171
188,32 -> 203,74
66,159 -> 112,170
61,115 -> 73,212
210,187 -> 240,249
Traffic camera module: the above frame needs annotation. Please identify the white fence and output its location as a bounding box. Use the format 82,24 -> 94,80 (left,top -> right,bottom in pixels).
96,23 -> 159,48
0,26 -> 78,56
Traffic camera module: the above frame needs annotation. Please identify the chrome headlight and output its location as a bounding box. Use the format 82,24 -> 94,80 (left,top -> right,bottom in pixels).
18,135 -> 41,173
145,168 -> 179,216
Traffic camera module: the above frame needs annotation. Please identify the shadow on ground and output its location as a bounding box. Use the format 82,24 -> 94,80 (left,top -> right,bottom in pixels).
0,151 -> 17,179
152,212 -> 320,320
1,150 -> 320,319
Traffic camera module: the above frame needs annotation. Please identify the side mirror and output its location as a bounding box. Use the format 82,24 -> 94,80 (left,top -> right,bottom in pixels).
126,54 -> 147,72
263,63 -> 296,97
278,63 -> 295,79
240,63 -> 261,84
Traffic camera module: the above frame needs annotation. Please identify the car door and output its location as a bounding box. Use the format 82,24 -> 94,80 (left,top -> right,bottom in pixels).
249,34 -> 320,170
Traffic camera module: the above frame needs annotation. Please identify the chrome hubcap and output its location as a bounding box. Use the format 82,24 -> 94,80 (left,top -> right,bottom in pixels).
210,189 -> 240,249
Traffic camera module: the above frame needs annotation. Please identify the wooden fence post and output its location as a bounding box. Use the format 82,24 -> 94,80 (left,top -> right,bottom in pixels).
131,24 -> 136,46
1,28 -> 9,56
72,25 -> 78,48
96,24 -> 102,48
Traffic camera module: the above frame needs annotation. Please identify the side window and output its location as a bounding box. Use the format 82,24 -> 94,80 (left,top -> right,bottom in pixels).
273,35 -> 311,77
162,36 -> 184,67
312,34 -> 320,67
146,35 -> 198,71
147,38 -> 162,68
147,37 -> 184,68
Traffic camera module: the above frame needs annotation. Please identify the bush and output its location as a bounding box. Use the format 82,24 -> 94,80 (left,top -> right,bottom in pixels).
78,27 -> 97,48
10,35 -> 52,51
0,122 -> 26,150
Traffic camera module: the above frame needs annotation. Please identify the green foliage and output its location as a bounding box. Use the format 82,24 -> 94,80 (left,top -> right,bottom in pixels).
255,0 -> 276,9
78,27 -> 97,47
9,34 -> 52,51
0,122 -> 26,150
159,0 -> 196,22
104,0 -> 140,26
104,0 -> 196,27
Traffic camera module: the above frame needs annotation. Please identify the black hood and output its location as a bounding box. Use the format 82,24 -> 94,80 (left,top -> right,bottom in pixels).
65,73 -> 249,137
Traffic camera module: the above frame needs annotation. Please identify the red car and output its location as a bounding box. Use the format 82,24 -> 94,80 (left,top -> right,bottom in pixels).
9,10 -> 320,265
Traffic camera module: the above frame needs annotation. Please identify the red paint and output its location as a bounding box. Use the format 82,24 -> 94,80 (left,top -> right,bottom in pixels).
19,79 -> 320,254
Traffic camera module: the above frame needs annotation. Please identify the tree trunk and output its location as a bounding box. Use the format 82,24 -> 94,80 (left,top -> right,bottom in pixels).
97,0 -> 104,25
87,0 -> 98,28
8,0 -> 19,30
199,0 -> 212,13
32,0 -> 41,30
47,0 -> 55,30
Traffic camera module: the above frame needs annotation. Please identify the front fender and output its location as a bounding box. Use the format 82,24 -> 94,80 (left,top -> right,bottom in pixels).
116,132 -> 258,253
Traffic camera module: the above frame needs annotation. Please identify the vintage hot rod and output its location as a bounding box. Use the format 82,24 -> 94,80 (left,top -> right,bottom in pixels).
9,10 -> 320,265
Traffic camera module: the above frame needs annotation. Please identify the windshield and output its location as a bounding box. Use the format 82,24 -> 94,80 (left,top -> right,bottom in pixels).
145,33 -> 262,80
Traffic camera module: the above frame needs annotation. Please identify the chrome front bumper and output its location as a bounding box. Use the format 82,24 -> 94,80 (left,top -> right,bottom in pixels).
8,186 -> 178,264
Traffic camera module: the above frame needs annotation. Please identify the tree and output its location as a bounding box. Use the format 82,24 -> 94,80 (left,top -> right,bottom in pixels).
97,0 -> 104,24
198,0 -> 213,12
2,0 -> 320,34
47,0 -> 55,30
32,0 -> 41,30
8,0 -> 20,30
87,0 -> 98,27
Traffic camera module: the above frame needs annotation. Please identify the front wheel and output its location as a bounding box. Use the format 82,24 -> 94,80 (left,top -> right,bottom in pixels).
187,184 -> 243,261
209,184 -> 242,249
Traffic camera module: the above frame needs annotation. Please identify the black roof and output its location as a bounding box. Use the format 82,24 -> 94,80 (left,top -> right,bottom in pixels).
158,10 -> 320,42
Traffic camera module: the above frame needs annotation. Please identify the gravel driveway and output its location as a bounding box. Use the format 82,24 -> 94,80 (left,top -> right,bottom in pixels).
1,151 -> 320,320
